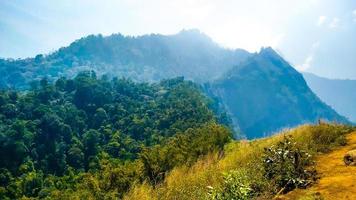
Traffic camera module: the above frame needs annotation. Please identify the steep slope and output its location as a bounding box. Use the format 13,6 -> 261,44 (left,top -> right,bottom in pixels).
207,47 -> 348,138
0,29 -> 250,89
303,72 -> 356,123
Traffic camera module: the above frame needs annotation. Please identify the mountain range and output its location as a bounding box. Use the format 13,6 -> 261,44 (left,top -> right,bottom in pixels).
0,29 -> 350,138
303,72 -> 356,123
0,29 -> 249,88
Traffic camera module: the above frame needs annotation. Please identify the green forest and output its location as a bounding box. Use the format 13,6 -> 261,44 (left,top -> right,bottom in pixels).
1,1 -> 356,199
0,71 -> 231,199
0,71 -> 355,200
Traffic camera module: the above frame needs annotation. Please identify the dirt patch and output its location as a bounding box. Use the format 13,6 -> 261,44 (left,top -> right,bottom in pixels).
278,132 -> 356,200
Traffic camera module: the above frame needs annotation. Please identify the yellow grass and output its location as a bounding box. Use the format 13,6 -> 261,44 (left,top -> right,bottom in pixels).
279,132 -> 356,200
124,123 -> 354,200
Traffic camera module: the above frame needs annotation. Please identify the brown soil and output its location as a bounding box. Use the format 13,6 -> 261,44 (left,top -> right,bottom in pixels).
278,132 -> 356,200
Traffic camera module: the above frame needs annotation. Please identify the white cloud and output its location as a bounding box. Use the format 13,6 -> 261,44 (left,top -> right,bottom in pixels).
297,41 -> 319,71
298,54 -> 313,71
328,17 -> 339,28
353,9 -> 356,22
317,16 -> 326,26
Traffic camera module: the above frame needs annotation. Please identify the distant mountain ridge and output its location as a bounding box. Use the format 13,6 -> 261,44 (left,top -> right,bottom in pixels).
303,72 -> 356,123
0,30 -> 349,138
0,29 -> 250,89
205,47 -> 348,138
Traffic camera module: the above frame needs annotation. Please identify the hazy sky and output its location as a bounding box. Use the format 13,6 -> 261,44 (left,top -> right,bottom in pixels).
1,0 -> 355,79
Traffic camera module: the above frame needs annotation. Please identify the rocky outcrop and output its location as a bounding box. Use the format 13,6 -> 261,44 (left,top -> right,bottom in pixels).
344,150 -> 356,166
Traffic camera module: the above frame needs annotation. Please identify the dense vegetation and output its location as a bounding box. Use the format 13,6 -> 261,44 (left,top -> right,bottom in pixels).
124,123 -> 355,200
0,68 -> 354,199
0,71 -> 232,199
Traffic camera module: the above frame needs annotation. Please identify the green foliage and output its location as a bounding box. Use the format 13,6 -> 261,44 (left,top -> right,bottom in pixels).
305,122 -> 354,153
208,170 -> 253,200
262,136 -> 316,193
0,72 -> 230,199
140,123 -> 230,184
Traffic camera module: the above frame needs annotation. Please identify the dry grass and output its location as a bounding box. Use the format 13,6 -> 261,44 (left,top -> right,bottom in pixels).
123,182 -> 156,200
123,123 -> 355,200
279,132 -> 356,200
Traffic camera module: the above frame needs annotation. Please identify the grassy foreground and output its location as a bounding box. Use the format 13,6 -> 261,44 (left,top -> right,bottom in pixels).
123,123 -> 355,200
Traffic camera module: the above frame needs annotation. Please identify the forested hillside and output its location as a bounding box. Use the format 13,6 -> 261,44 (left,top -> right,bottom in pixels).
0,30 -> 349,138
206,48 -> 348,138
1,0 -> 355,199
0,32 -> 353,199
0,71 -> 231,199
0,29 -> 250,89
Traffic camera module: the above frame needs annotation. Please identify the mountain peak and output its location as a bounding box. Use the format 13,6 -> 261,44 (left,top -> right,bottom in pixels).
259,47 -> 281,58
177,28 -> 204,36
174,29 -> 214,43
256,47 -> 292,70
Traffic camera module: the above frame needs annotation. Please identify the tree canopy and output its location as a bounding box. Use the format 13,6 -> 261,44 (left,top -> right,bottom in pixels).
0,71 -> 231,199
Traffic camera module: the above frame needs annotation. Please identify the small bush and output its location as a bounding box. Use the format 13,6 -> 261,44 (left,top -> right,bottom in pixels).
208,170 -> 254,200
262,136 -> 316,194
308,123 -> 354,152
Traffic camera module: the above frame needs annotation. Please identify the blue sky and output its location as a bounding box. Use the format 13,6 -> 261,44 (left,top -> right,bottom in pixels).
1,0 -> 355,79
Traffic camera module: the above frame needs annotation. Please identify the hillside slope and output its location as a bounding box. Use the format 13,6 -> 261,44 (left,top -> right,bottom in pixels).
0,29 -> 250,89
206,48 -> 349,138
123,123 -> 355,200
303,72 -> 356,123
280,131 -> 356,200
0,73 -> 233,199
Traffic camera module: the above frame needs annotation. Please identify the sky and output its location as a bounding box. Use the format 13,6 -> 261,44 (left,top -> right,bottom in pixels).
1,0 -> 356,79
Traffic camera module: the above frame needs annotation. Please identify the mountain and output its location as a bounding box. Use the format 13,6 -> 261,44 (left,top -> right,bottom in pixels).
303,72 -> 356,123
205,47 -> 348,138
0,29 -> 250,89
0,30 -> 349,138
